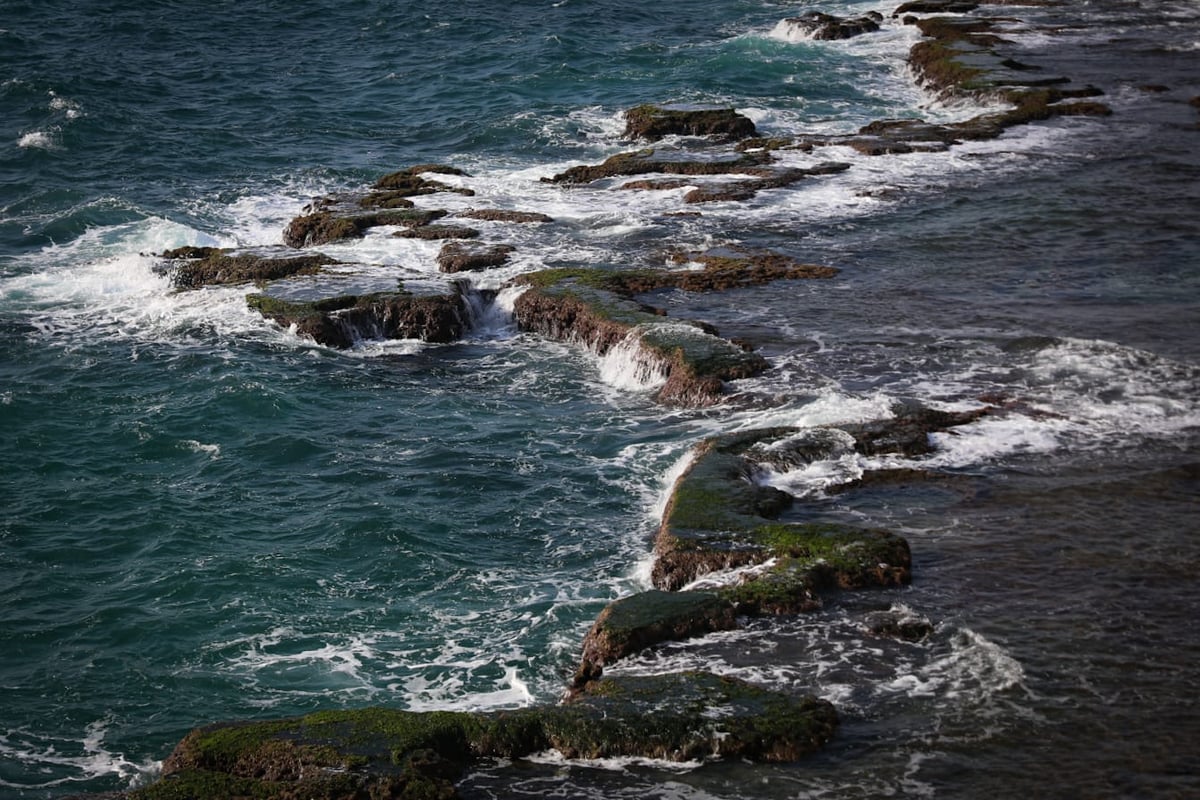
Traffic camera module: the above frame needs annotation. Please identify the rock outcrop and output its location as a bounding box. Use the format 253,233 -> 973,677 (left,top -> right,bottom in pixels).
247,290 -> 469,349
511,266 -> 773,406
622,104 -> 758,142
566,404 -> 995,688
126,672 -> 837,800
776,11 -> 884,41
156,247 -> 339,290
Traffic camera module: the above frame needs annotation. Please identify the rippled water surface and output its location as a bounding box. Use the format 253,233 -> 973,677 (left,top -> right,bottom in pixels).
2,1 -> 1198,797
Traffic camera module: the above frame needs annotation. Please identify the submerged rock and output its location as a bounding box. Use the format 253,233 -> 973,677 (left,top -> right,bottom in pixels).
125,672 -> 836,799
864,608 -> 936,642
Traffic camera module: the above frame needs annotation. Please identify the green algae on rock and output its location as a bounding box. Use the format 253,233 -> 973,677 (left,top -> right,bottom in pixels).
573,590 -> 738,688
283,208 -> 450,248
127,672 -> 836,800
652,431 -> 915,593
247,289 -> 469,348
511,268 -> 768,406
157,247 -> 339,290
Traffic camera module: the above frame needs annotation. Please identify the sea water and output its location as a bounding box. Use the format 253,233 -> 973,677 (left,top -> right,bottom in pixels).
2,1 -> 1199,797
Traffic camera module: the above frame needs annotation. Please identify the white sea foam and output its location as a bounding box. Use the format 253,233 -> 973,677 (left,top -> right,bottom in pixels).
597,328 -> 670,392
182,439 -> 221,459
682,558 -> 779,591
17,129 -> 57,150
0,720 -> 160,790
886,627 -> 1026,704
48,90 -> 82,119
524,749 -> 706,773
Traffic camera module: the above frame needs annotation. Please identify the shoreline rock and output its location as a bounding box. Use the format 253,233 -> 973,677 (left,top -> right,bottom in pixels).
122,672 -> 837,800
622,104 -> 758,142
247,289 -> 470,348
511,266 -> 775,406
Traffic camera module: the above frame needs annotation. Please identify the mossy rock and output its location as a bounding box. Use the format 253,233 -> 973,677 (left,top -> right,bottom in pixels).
511,273 -> 767,407
161,249 -> 338,290
622,104 -> 758,142
652,420 -> 955,591
247,290 -> 467,348
508,252 -> 843,405
573,590 -> 737,686
131,673 -> 836,799
283,208 -> 449,248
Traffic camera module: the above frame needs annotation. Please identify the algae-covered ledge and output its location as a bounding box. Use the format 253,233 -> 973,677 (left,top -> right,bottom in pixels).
124,673 -> 837,800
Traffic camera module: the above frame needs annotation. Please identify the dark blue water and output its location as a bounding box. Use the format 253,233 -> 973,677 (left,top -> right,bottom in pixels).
2,1 -> 1199,797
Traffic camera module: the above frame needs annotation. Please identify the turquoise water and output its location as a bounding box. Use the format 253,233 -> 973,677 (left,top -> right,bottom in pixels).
3,1 -> 1200,797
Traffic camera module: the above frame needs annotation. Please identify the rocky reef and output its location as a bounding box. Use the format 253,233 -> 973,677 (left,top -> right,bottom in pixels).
121,3 -> 1115,797
570,404 -> 988,691
509,248 -> 839,406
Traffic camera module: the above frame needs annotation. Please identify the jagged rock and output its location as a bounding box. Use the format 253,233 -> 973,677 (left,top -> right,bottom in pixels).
622,104 -> 758,142
573,591 -> 737,687
776,11 -> 883,41
246,290 -> 468,348
156,247 -> 338,290
126,672 -> 836,799
436,242 -> 516,272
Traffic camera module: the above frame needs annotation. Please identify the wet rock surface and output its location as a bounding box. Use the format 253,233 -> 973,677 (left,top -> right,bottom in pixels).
778,11 -> 884,40
622,104 -> 758,142
123,673 -> 837,800
511,265 -> 782,406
